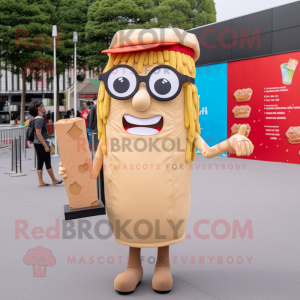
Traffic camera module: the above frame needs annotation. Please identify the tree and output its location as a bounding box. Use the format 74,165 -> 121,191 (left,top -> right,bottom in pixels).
0,0 -> 53,122
154,0 -> 216,30
50,0 -> 95,116
154,0 -> 196,30
85,0 -> 216,69
85,0 -> 157,70
189,0 -> 217,27
0,0 -> 216,122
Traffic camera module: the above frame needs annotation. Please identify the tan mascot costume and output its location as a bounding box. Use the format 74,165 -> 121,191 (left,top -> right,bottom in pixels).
59,28 -> 254,294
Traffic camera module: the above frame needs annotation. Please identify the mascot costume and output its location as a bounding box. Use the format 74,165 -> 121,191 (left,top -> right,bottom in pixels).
57,28 -> 254,294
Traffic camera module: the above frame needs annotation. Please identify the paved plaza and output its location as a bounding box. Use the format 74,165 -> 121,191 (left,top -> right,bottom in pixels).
0,146 -> 299,300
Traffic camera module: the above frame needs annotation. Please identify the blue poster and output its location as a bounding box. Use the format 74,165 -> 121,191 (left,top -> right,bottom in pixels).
194,63 -> 228,156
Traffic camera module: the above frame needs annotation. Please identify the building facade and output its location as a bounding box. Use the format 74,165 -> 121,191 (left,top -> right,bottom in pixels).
0,66 -> 97,123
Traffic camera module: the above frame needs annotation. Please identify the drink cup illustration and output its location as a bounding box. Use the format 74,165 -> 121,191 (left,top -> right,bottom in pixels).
280,59 -> 298,85
280,63 -> 294,85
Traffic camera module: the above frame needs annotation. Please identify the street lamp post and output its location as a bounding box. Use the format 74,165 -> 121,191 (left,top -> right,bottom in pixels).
73,32 -> 78,114
52,25 -> 59,157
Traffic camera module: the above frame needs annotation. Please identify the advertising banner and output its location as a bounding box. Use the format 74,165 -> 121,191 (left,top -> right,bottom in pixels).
195,63 -> 228,156
227,51 -> 300,164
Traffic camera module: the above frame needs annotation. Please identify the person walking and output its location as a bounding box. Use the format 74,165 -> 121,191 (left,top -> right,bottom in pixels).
87,103 -> 92,130
29,101 -> 63,187
81,101 -> 93,149
70,108 -> 75,118
89,98 -> 98,134
65,110 -> 71,119
89,98 -> 98,152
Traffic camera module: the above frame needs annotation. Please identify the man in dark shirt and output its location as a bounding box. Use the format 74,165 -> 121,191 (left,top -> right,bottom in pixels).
89,97 -> 98,134
87,100 -> 92,130
89,97 -> 98,152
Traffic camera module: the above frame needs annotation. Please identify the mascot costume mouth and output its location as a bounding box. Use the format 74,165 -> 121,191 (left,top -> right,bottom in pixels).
56,28 -> 254,295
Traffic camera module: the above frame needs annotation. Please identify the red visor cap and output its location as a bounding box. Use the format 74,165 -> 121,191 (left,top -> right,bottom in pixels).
102,43 -> 194,59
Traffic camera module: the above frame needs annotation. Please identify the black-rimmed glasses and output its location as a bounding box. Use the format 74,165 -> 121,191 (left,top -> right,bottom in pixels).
98,64 -> 194,101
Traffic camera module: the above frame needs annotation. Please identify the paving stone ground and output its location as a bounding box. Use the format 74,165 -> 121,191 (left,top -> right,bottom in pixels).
1,146 -> 299,300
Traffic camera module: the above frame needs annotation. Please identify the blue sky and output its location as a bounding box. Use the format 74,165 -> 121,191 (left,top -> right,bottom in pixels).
214,0 -> 298,22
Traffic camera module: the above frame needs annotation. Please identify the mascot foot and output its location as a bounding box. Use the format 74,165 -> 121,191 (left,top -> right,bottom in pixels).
114,267 -> 143,294
152,265 -> 173,293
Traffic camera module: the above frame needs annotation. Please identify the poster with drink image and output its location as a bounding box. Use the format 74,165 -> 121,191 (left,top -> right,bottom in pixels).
227,51 -> 300,164
280,58 -> 298,85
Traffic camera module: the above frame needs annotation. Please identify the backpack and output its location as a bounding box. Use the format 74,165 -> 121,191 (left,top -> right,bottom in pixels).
27,118 -> 35,143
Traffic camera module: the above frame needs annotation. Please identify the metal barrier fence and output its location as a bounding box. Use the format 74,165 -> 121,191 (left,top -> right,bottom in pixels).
0,126 -> 23,149
0,126 -> 28,159
5,136 -> 26,177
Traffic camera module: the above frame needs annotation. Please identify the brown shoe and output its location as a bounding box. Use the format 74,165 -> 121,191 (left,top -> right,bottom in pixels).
152,265 -> 173,293
114,267 -> 143,294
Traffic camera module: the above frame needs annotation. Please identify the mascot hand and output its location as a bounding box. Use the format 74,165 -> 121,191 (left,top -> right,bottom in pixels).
229,125 -> 254,156
58,162 -> 67,179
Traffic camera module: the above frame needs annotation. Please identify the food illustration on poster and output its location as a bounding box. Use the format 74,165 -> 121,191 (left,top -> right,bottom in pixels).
285,126 -> 300,144
232,105 -> 251,118
233,88 -> 253,102
227,51 -> 300,164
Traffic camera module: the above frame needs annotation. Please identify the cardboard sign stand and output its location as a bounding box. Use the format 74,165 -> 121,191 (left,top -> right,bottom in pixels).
64,201 -> 105,220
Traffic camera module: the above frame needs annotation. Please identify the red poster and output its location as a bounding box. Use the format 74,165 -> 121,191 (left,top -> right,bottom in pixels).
227,51 -> 300,164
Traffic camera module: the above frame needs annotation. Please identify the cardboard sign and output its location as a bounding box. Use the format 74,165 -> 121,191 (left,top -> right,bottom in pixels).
55,118 -> 98,209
